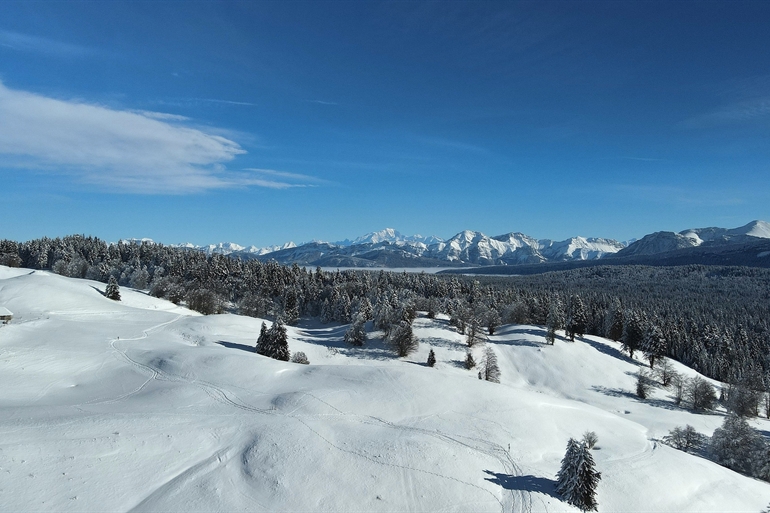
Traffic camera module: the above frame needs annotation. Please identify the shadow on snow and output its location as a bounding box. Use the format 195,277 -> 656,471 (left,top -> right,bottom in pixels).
483,471 -> 560,499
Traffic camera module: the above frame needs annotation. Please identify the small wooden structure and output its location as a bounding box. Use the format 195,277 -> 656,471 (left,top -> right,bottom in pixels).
0,307 -> 12,325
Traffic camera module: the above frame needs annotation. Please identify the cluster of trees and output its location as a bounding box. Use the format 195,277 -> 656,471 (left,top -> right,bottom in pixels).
255,320 -> 290,361
2,236 -> 770,397
666,415 -> 770,482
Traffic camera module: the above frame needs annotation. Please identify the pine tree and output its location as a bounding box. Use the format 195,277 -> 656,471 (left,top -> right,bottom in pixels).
642,322 -> 666,368
466,317 -> 483,347
556,438 -> 601,511
481,346 -> 500,383
256,319 -> 290,361
621,310 -> 644,358
565,295 -> 587,341
105,275 -> 121,301
268,318 -> 290,361
427,348 -> 436,367
344,313 -> 367,346
546,298 -> 563,345
636,369 -> 651,399
255,322 -> 269,355
710,415 -> 764,477
389,320 -> 419,357
464,351 -> 476,370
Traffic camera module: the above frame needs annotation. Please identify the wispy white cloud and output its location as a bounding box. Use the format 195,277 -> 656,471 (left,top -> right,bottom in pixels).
242,168 -> 327,188
194,97 -> 259,106
682,96 -> 770,128
417,136 -> 491,155
308,100 -> 339,106
0,81 -> 255,193
0,30 -> 95,57
131,110 -> 190,121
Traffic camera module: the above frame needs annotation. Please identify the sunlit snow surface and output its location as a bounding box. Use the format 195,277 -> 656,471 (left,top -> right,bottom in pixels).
0,266 -> 767,512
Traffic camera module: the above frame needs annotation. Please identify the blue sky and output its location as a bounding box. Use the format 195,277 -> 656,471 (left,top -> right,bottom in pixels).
1,1 -> 769,247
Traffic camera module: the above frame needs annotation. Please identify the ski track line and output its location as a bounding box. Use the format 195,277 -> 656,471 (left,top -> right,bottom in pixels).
105,319 -> 532,512
358,415 -> 532,513
107,314 -> 278,416
289,414 -> 505,513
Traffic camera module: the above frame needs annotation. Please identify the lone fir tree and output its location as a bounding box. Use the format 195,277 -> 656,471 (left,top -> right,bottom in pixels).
255,319 -> 290,361
427,348 -> 436,367
105,276 -> 121,301
556,438 -> 601,511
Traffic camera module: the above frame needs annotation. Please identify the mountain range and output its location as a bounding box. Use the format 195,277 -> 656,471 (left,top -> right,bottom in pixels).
179,221 -> 770,269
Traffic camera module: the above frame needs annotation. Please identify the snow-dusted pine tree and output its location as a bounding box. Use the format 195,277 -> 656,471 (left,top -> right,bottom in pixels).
344,313 -> 368,346
427,348 -> 436,367
105,276 -> 121,301
464,350 -> 476,370
642,322 -> 667,368
556,438 -> 601,511
268,318 -> 290,361
481,346 -> 500,383
255,322 -> 269,355
546,298 -> 563,345
389,320 -> 419,357
565,295 -> 587,341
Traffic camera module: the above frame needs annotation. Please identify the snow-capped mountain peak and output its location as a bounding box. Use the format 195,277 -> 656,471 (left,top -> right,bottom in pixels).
336,228 -> 444,246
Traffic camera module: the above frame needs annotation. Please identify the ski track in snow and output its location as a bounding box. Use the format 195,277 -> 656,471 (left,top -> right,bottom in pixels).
98,313 -> 530,512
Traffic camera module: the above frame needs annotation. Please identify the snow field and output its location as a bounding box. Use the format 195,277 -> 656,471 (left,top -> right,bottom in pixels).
0,266 -> 768,512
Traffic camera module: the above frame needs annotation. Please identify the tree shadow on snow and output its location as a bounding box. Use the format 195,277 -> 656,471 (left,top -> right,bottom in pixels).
580,337 -> 640,365
590,385 -> 684,411
90,285 -> 106,297
420,335 -> 464,350
217,340 -> 255,353
483,471 -> 559,499
491,337 -> 543,349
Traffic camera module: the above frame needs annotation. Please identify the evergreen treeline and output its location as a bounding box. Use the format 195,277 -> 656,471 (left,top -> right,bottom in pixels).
2,235 -> 770,407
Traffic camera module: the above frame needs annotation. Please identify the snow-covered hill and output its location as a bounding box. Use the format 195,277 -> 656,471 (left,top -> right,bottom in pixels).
1,266 -> 767,511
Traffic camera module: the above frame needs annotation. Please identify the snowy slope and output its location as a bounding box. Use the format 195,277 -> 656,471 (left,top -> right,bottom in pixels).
0,266 -> 767,512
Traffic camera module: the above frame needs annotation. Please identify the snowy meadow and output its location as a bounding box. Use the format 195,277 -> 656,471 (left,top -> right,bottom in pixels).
1,265 -> 768,512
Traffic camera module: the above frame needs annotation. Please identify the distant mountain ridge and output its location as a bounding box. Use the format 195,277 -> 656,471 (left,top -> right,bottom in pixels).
175,220 -> 770,269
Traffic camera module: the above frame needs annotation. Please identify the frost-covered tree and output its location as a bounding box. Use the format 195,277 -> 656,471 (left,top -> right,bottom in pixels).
290,351 -> 309,364
480,346 -> 500,383
546,298 -> 564,345
465,350 -> 476,370
621,310 -> 644,359
556,438 -> 601,511
565,295 -> 587,341
485,308 -> 501,336
255,322 -> 269,355
582,431 -> 598,450
642,322 -> 666,369
604,299 -> 624,342
389,320 -> 419,357
686,376 -> 717,411
656,358 -> 678,387
466,317 -> 483,347
105,275 -> 121,301
256,319 -> 290,361
664,425 -> 702,452
268,318 -> 290,361
710,415 -> 764,477
344,313 -> 367,347
636,369 -> 652,399
427,348 -> 436,367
